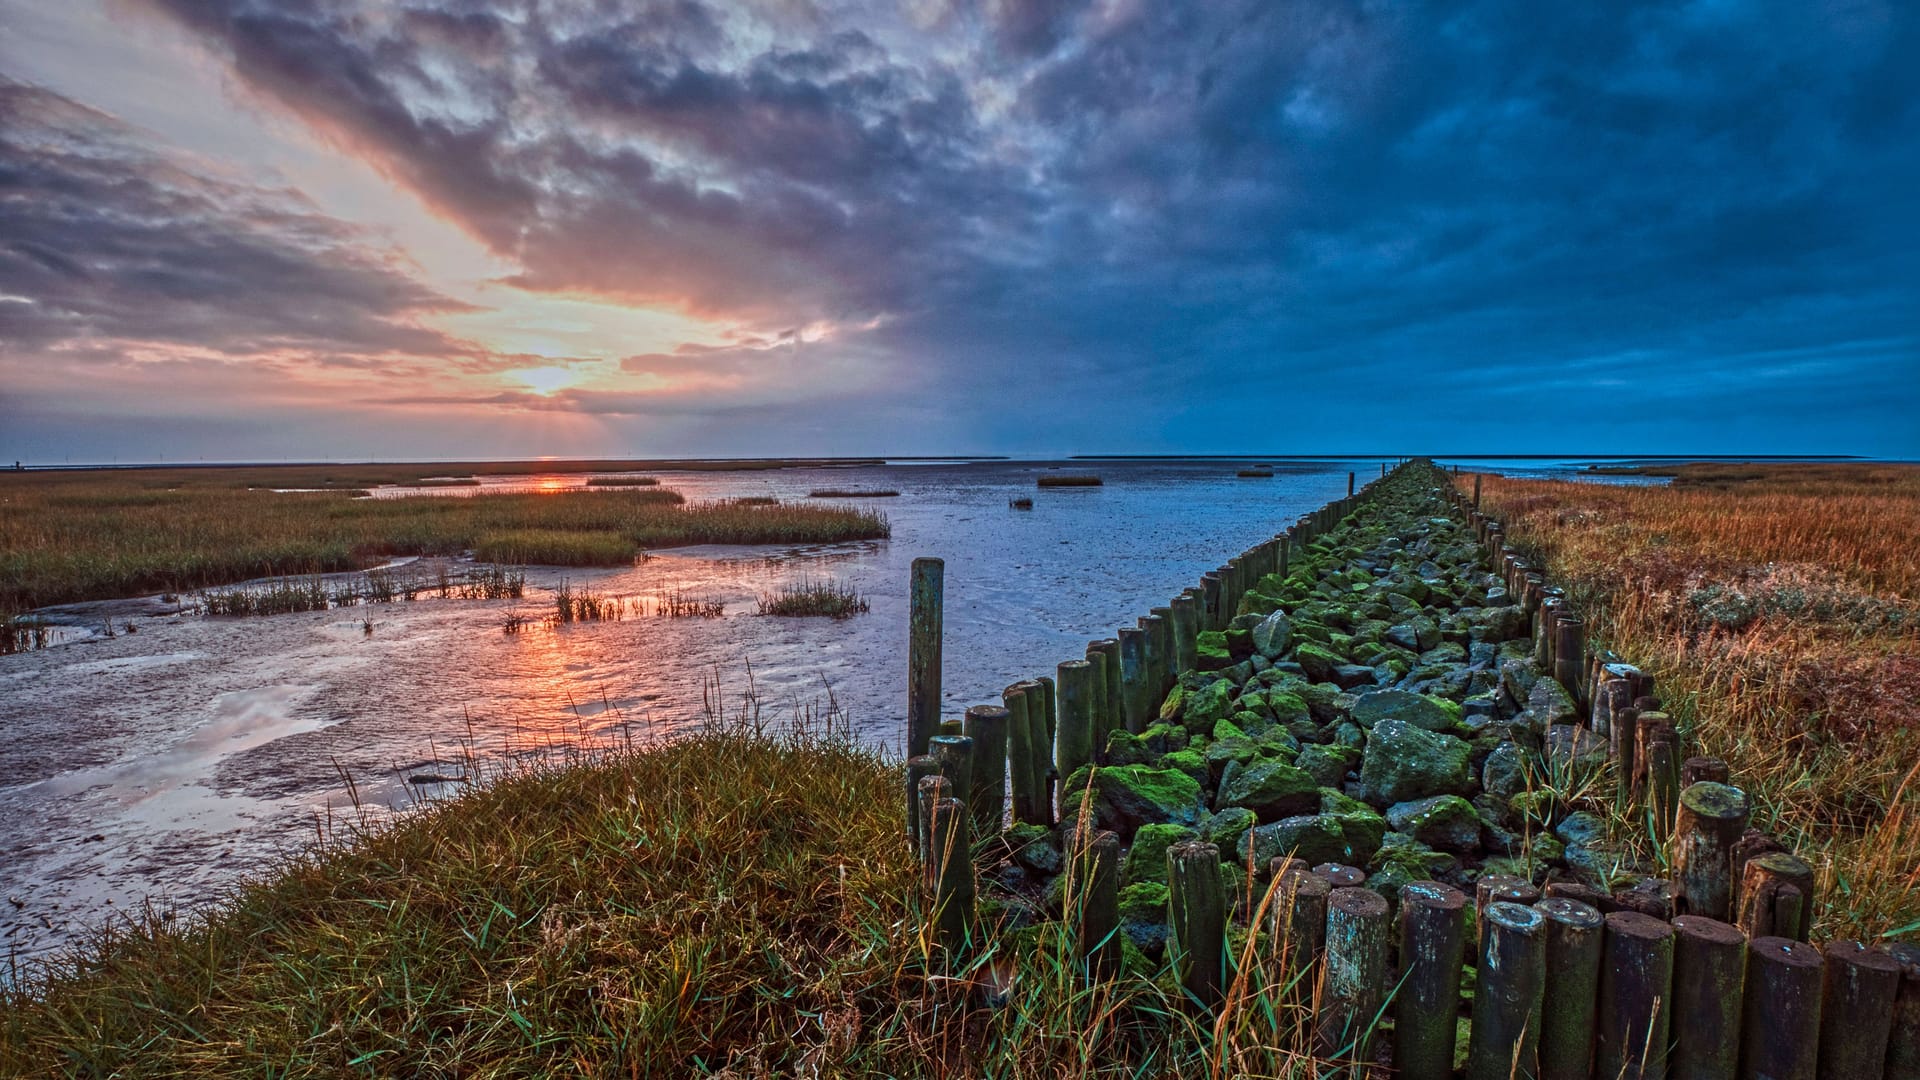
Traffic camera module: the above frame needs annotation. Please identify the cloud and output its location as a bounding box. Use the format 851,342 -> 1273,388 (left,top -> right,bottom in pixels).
0,77 -> 471,363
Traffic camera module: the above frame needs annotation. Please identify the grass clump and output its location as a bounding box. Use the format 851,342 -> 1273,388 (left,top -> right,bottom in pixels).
1468,462 -> 1920,939
653,589 -> 725,618
1036,474 -> 1102,488
807,489 -> 900,498
758,579 -> 870,619
474,528 -> 639,567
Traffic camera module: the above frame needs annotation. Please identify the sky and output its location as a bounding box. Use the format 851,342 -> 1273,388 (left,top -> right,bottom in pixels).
1,0 -> 1915,463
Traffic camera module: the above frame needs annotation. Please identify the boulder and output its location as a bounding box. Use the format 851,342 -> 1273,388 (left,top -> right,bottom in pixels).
1480,741 -> 1529,801
1293,642 -> 1345,682
1215,759 -> 1321,822
1199,807 -> 1256,858
1295,743 -> 1362,787
1251,610 -> 1294,658
1545,724 -> 1608,770
1123,823 -> 1197,885
1060,765 -> 1203,839
1180,678 -> 1235,735
1195,631 -> 1233,671
1384,794 -> 1484,854
1242,814 -> 1355,867
1350,689 -> 1461,732
1118,882 -> 1171,957
1355,720 -> 1473,806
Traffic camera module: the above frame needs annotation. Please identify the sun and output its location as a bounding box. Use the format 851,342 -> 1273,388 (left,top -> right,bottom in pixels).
507,366 -> 583,396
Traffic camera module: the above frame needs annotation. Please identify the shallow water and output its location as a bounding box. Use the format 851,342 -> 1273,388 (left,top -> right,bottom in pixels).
0,456 -> 1638,961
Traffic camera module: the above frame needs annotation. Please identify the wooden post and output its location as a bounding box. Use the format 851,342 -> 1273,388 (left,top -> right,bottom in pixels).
1474,473 -> 1483,509
1671,915 -> 1745,1080
1082,642 -> 1113,755
962,704 -> 1009,834
1003,684 -> 1040,825
1740,937 -> 1823,1080
1596,910 -> 1676,1080
1683,758 -> 1731,787
1321,887 -> 1390,1062
1054,660 -> 1094,820
1071,829 -> 1123,977
1313,863 -> 1367,889
1092,638 -> 1124,747
915,774 -> 951,870
1275,865 -> 1331,980
1735,852 -> 1815,941
1117,627 -> 1151,734
1199,574 -> 1224,632
1672,782 -> 1750,921
906,755 -> 938,851
1817,941 -> 1903,1078
1395,881 -> 1468,1080
907,557 -> 943,757
1537,897 -> 1605,1080
1168,840 -> 1227,1010
1598,669 -> 1637,744
1348,471 -> 1356,497
1554,617 -> 1586,710
1466,901 -> 1547,1080
929,734 -> 973,830
1169,593 -> 1200,674
1887,942 -> 1920,1080
928,796 -> 973,954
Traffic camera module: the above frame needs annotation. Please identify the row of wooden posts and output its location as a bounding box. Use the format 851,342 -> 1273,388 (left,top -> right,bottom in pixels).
903,460 -> 1920,1077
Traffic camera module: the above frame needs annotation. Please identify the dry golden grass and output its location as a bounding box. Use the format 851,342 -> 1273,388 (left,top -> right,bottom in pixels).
1468,462 -> 1920,939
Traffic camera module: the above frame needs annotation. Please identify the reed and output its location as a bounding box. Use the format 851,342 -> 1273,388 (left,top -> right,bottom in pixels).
1470,462 -> 1920,939
757,579 -> 870,619
653,589 -> 725,618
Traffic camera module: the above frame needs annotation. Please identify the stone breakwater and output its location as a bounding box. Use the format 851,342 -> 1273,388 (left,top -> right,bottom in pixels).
984,462 -> 1627,962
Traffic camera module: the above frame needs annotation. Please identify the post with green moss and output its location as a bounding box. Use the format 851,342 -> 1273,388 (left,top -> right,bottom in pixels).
1200,574 -> 1224,632
1023,679 -> 1056,827
915,774 -> 951,874
1003,685 -> 1038,825
1167,840 -> 1227,1011
1670,915 -> 1745,1080
1537,897 -> 1605,1080
1741,937 -> 1824,1080
1274,865 -> 1330,984
1142,612 -> 1173,696
905,755 -> 939,851
1467,901 -> 1547,1080
1117,627 -> 1151,734
1554,616 -> 1586,709
1596,910 -> 1675,1080
1818,941 -> 1902,1078
1081,644 -> 1112,754
962,705 -> 1009,834
1170,593 -> 1200,674
907,557 -> 943,757
1735,852 -> 1815,941
1395,882 -> 1467,1080
927,796 -> 973,955
929,734 -> 973,823
1673,783 -> 1749,920
1321,887 -> 1390,1063
1054,660 -> 1095,821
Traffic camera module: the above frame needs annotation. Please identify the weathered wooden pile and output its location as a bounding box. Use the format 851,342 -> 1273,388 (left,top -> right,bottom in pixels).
903,459 -> 1920,1077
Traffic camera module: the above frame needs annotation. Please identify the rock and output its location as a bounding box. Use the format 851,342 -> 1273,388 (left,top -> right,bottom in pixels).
1160,749 -> 1208,785
1350,689 -> 1461,732
1385,623 -> 1421,652
1384,794 -> 1484,854
1225,628 -> 1255,661
1105,729 -> 1154,766
1500,658 -> 1540,707
1355,720 -> 1473,806
1004,823 -> 1062,876
1138,723 -> 1189,757
1555,811 -> 1607,848
1520,678 -> 1578,729
1180,678 -> 1235,734
1251,610 -> 1293,658
1215,758 -> 1321,822
1293,641 -> 1345,682
1060,765 -> 1203,839
1118,882 -> 1171,957
1545,724 -> 1608,770
1480,741 -> 1529,800
1331,664 -> 1379,689
1195,631 -> 1233,671
1243,814 -> 1356,867
1295,743 -> 1362,786
1124,823 -> 1197,885
1203,736 -> 1270,782
1199,807 -> 1257,857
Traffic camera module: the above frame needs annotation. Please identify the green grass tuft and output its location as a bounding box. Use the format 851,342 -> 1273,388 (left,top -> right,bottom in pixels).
757,579 -> 870,619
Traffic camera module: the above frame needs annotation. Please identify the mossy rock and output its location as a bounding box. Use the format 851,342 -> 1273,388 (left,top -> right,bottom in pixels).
1351,689 -> 1463,732
1224,628 -> 1255,661
1004,823 -> 1063,876
1295,742 -> 1361,786
1216,759 -> 1320,821
1199,807 -> 1257,859
1059,764 -> 1203,839
1251,610 -> 1293,658
1118,881 -> 1172,958
1159,749 -> 1208,785
1243,814 -> 1355,867
1211,717 -> 1248,743
1355,720 -> 1473,806
1181,678 -> 1235,734
1140,722 -> 1189,757
1124,823 -> 1197,886
1105,729 -> 1155,767
1195,630 -> 1233,672
1384,794 -> 1484,854
1293,642 -> 1344,683
1203,735 -> 1272,782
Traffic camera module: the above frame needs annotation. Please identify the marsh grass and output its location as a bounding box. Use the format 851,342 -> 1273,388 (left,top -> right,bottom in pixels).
197,566 -> 527,617
653,589 -> 725,618
0,682 -> 1370,1076
413,478 -> 482,488
0,476 -> 888,612
1037,474 -> 1103,488
1,614 -> 52,655
584,476 -> 660,487
758,579 -> 870,619
1468,463 -> 1920,939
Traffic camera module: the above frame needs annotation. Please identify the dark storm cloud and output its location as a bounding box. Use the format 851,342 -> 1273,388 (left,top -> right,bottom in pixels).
29,0 -> 1920,453
0,78 -> 469,361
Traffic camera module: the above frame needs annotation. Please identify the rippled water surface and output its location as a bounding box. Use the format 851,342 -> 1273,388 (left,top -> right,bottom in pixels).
0,457 -> 1620,959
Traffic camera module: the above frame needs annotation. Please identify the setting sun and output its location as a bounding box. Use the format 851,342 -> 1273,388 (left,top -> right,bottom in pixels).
508,366 -> 584,396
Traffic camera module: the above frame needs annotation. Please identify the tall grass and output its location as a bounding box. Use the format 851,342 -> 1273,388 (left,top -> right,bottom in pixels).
1468,463 -> 1920,939
758,579 -> 870,619
0,477 -> 889,612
